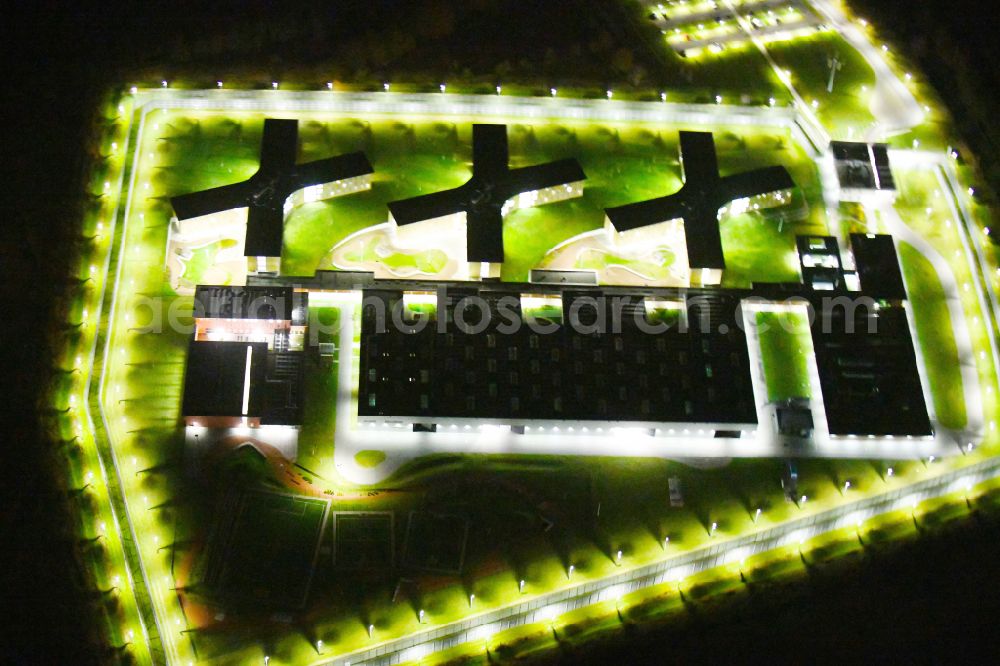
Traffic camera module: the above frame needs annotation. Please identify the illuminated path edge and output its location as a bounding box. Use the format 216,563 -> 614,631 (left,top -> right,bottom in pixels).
90,88 -> 999,664
316,456 -> 999,666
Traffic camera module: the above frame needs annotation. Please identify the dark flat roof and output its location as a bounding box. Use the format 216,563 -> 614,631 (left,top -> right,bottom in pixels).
605,131 -> 795,270
194,285 -> 305,322
182,341 -> 268,418
808,302 -> 931,437
182,340 -> 305,425
850,233 -> 907,301
830,141 -> 895,191
171,119 -> 373,257
388,124 -> 586,263
358,286 -> 757,426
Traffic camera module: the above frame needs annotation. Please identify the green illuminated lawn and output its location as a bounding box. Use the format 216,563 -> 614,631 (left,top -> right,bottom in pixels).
297,307 -> 340,471
672,43 -> 787,103
897,242 -> 967,430
355,450 -> 387,468
179,238 -> 237,284
765,31 -> 877,134
756,311 -> 813,401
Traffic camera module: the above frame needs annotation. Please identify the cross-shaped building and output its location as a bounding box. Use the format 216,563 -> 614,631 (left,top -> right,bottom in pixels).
387,124 -> 586,279
604,131 -> 795,286
171,118 -> 374,276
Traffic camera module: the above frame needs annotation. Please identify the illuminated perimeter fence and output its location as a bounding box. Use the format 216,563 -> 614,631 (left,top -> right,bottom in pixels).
324,455 -> 1000,666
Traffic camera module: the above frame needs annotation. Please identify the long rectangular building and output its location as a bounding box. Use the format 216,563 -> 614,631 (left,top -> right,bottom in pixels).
357,287 -> 758,432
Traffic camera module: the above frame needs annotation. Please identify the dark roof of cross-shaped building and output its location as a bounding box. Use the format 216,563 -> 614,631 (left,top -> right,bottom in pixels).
170,118 -> 373,258
604,131 -> 795,271
387,124 -> 586,263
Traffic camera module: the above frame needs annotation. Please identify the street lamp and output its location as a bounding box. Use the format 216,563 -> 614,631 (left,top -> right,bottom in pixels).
469,593 -> 475,608
519,579 -> 526,594
567,564 -> 574,579
418,609 -> 425,623
615,549 -> 622,565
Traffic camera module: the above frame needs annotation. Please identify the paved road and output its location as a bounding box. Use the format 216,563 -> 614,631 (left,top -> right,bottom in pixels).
315,455 -> 1000,666
144,87 -> 807,134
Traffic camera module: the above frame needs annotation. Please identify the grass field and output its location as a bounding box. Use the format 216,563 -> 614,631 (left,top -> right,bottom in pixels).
765,31 -> 878,135
403,511 -> 470,574
756,310 -> 813,401
296,307 -> 340,471
206,491 -> 330,608
896,242 -> 967,430
333,512 -> 394,570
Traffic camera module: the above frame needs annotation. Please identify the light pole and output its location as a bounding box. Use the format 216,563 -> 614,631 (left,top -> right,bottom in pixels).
826,54 -> 842,93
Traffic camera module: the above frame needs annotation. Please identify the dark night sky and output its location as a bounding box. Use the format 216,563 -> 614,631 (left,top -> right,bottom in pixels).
1,1 -> 998,662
